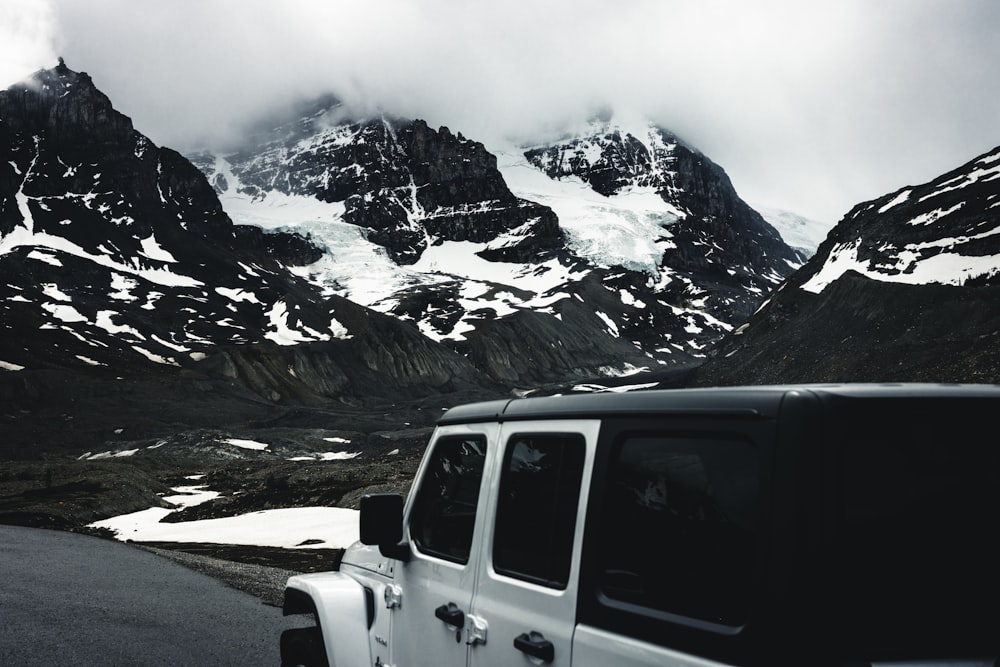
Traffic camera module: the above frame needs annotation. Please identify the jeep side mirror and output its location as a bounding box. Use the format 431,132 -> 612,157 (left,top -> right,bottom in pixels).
359,493 -> 410,561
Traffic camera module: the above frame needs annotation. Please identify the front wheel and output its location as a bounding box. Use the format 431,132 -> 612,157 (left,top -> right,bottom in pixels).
280,627 -> 329,667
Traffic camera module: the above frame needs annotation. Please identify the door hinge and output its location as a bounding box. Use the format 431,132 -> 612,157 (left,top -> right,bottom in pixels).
384,584 -> 402,610
465,614 -> 488,646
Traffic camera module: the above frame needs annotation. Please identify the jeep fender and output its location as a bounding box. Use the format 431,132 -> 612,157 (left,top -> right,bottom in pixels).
284,572 -> 372,667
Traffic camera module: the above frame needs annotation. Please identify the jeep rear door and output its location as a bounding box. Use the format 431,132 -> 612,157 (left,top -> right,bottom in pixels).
573,413 -> 777,666
467,419 -> 600,667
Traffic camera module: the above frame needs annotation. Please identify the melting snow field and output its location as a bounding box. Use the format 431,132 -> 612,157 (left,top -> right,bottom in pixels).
494,147 -> 683,275
88,480 -> 360,549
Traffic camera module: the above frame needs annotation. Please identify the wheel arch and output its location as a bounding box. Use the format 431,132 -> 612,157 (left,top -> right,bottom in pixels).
283,572 -> 373,667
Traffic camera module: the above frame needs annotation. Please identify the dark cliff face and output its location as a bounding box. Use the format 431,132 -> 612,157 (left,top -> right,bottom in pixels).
0,64 -> 300,367
694,145 -> 1000,385
0,62 -> 134,155
213,103 -> 561,265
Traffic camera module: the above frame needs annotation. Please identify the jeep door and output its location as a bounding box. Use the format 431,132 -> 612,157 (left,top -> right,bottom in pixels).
467,419 -> 600,667
390,424 -> 498,667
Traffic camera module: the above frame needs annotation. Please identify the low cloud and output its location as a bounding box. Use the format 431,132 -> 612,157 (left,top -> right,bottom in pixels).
0,0 -> 58,90
5,0 -> 999,222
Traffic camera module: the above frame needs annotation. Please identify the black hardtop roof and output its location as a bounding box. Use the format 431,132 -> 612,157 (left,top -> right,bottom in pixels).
436,383 -> 1000,426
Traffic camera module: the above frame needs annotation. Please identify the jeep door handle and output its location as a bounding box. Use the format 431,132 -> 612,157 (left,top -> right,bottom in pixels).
514,631 -> 554,663
434,602 -> 465,629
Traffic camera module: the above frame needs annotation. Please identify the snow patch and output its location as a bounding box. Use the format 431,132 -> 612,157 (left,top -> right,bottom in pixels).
906,202 -> 964,226
27,250 -> 62,266
131,346 -> 179,366
109,273 -> 139,301
95,310 -> 144,339
595,311 -> 619,336
215,286 -> 262,304
42,302 -> 87,323
264,301 -> 330,345
878,190 -> 912,214
286,451 -> 362,462
0,226 -> 204,288
139,234 -> 176,263
224,438 -> 269,451
88,480 -> 359,550
79,449 -> 140,460
572,381 -> 659,393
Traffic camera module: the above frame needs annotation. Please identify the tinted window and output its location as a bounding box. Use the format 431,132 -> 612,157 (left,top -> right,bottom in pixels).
596,435 -> 759,626
493,434 -> 585,588
830,401 -> 1000,656
409,436 -> 487,564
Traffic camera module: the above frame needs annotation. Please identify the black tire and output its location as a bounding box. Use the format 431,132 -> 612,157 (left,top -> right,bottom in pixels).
280,627 -> 329,667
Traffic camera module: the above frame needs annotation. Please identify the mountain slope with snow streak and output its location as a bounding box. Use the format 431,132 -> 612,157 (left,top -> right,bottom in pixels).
693,144 -> 1000,386
801,146 -> 1000,292
0,64 -> 350,372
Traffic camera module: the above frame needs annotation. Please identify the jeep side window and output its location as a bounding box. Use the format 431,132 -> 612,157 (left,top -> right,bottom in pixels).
597,435 -> 759,626
492,434 -> 585,589
409,436 -> 487,564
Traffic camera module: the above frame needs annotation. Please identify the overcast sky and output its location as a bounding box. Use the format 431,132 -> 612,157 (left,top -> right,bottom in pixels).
3,0 -> 1000,222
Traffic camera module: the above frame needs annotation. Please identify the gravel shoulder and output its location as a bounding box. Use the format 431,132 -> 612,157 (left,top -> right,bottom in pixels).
137,544 -> 308,608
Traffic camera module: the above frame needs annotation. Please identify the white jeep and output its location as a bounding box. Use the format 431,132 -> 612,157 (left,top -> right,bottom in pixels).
280,384 -> 1000,666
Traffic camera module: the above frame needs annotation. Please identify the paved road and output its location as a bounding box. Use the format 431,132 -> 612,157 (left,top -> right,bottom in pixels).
0,525 -> 304,666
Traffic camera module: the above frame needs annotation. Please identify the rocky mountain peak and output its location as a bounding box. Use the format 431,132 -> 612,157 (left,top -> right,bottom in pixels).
0,61 -> 133,153
515,114 -> 802,323
525,116 -> 681,198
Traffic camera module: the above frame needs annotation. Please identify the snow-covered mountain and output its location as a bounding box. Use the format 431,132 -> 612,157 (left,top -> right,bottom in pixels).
695,145 -> 1000,385
0,63 -> 491,413
193,99 -> 802,382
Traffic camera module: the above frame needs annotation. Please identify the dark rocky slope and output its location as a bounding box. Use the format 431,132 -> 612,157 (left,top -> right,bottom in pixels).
694,272 -> 1000,385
